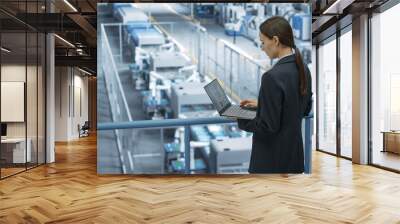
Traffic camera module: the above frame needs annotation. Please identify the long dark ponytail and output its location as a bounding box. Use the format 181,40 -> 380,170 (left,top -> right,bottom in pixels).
259,16 -> 307,96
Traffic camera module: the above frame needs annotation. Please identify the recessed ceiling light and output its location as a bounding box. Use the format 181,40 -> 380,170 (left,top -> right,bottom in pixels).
54,34 -> 75,48
1,47 -> 11,53
322,0 -> 354,15
63,0 -> 78,12
78,67 -> 92,76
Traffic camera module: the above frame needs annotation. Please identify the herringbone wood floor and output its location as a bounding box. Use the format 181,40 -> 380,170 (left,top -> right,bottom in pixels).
1,134 -> 400,224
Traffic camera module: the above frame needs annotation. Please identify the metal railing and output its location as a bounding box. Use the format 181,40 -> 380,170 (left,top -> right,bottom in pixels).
100,24 -> 133,173
98,115 -> 313,174
184,23 -> 270,101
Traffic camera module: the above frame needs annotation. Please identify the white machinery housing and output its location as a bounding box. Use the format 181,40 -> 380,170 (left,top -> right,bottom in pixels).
209,137 -> 252,173
117,6 -> 149,24
170,82 -> 213,118
150,43 -> 190,69
131,27 -> 166,46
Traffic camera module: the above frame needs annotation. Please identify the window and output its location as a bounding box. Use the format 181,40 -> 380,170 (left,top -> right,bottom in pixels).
339,28 -> 352,158
370,2 -> 400,171
317,36 -> 337,154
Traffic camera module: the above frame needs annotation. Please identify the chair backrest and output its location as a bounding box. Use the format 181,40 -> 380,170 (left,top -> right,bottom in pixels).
82,121 -> 90,129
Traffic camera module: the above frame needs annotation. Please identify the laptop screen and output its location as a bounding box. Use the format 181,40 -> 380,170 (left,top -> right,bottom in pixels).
1,123 -> 7,137
204,79 -> 231,113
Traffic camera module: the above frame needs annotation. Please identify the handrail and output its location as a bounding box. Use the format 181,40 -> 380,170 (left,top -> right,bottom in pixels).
98,116 -> 313,174
101,24 -> 132,122
98,116 -> 313,130
100,24 -> 133,173
98,117 -> 236,130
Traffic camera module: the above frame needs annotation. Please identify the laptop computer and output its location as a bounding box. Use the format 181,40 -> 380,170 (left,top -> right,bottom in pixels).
204,79 -> 256,120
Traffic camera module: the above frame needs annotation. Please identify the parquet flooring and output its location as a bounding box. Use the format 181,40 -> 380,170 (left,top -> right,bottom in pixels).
1,134 -> 400,223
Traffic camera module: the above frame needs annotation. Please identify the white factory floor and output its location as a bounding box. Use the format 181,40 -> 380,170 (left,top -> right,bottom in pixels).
137,3 -> 268,100
138,3 -> 269,63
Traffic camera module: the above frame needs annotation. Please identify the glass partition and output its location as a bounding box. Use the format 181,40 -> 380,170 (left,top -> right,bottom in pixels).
339,27 -> 352,159
27,31 -> 38,169
38,32 -> 46,165
1,30 -> 28,177
370,3 -> 400,171
0,1 -> 47,179
317,36 -> 337,155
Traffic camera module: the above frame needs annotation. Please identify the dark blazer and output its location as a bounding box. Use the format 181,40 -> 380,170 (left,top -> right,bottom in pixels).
237,54 -> 312,174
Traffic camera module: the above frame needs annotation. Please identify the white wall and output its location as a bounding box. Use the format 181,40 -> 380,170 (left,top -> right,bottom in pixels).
55,66 -> 69,141
55,67 -> 89,141
1,64 -> 46,164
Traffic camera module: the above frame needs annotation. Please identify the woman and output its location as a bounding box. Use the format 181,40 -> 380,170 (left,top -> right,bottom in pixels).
237,16 -> 312,174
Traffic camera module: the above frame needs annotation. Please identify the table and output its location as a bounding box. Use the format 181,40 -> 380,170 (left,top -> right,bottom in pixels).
1,138 -> 31,164
382,131 -> 400,154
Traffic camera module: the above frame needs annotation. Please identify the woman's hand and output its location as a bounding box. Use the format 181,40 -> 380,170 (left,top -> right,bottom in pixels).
240,99 -> 257,108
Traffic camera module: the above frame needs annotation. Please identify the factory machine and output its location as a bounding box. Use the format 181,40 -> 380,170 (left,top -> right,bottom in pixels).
115,5 -> 149,24
209,137 -> 252,173
295,39 -> 312,65
240,4 -> 268,46
292,13 -> 311,41
141,74 -> 173,120
113,4 -> 166,63
189,123 -> 251,173
164,121 -> 250,174
130,43 -> 182,91
221,3 -> 311,50
223,4 -> 246,36
127,24 -> 166,47
194,3 -> 215,18
131,41 -> 197,120
111,3 -> 133,18
170,81 -> 214,118
113,4 -> 166,48
130,47 -> 151,90
138,58 -> 201,120
241,15 -> 264,46
166,81 -> 214,172
222,4 -> 266,46
164,80 -> 251,173
149,43 -> 191,70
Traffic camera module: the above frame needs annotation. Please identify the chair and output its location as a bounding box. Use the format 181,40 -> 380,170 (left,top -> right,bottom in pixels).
79,121 -> 90,138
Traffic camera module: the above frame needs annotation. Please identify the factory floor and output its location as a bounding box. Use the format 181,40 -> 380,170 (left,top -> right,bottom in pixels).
1,134 -> 400,223
138,3 -> 267,62
138,3 -> 268,99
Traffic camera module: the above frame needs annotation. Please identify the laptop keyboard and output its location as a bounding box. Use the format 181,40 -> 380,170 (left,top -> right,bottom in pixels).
224,105 -> 256,118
